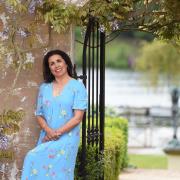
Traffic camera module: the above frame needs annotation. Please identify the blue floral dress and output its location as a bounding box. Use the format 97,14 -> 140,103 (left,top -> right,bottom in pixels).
21,79 -> 87,180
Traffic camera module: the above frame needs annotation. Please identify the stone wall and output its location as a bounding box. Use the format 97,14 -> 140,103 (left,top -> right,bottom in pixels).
0,22 -> 74,179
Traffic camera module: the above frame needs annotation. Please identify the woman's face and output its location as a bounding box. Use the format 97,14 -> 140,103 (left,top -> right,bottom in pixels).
48,54 -> 68,78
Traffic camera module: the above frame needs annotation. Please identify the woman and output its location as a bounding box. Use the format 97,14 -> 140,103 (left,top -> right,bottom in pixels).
21,49 -> 87,180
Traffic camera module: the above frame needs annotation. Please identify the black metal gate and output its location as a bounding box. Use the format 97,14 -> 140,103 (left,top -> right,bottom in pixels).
78,17 -> 105,179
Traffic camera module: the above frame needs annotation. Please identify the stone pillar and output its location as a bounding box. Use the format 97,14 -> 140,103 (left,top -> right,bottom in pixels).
0,22 -> 74,179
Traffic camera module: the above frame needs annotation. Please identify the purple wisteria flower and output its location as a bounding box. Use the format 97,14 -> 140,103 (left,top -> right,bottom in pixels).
99,24 -> 105,32
111,21 -> 119,31
28,0 -> 44,14
0,134 -> 9,150
0,28 -> 9,40
17,28 -> 31,38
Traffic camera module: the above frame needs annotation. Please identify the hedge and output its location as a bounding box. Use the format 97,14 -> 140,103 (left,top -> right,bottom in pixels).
75,116 -> 128,179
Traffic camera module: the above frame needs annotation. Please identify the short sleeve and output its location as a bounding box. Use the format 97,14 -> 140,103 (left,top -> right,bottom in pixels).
35,84 -> 44,116
72,82 -> 88,110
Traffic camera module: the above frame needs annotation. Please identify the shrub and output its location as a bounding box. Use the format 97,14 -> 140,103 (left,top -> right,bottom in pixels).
75,145 -> 104,180
75,116 -> 128,179
105,117 -> 128,168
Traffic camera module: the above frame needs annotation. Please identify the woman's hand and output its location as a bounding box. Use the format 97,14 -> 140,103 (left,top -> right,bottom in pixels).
42,128 -> 59,142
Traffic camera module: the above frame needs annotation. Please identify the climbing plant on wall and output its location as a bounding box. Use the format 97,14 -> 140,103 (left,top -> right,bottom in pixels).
0,0 -> 50,153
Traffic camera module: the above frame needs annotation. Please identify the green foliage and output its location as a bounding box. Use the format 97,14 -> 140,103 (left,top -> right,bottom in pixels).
4,0 -> 180,46
75,29 -> 136,69
104,128 -> 126,180
160,0 -> 180,40
34,0 -> 180,42
75,41 -> 134,69
75,116 -> 128,179
135,40 -> 180,86
0,110 -> 24,135
75,145 -> 104,180
37,0 -> 78,33
106,40 -> 134,69
105,117 -> 128,168
7,0 -> 27,12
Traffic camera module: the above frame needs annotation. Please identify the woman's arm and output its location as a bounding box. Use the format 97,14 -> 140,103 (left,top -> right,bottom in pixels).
42,110 -> 85,142
37,116 -> 59,141
57,109 -> 85,135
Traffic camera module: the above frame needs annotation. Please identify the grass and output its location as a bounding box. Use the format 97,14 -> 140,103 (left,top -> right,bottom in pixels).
129,154 -> 168,169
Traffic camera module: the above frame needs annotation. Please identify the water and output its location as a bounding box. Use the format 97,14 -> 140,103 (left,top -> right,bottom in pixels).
77,68 -> 173,108
105,68 -> 172,108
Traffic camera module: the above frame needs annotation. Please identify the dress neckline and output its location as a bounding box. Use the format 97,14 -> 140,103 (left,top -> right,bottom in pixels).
51,78 -> 74,98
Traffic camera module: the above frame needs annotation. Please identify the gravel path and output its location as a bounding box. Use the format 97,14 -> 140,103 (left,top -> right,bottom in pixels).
119,169 -> 180,180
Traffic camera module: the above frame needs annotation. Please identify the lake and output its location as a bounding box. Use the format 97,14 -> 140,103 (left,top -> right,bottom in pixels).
105,68 -> 172,108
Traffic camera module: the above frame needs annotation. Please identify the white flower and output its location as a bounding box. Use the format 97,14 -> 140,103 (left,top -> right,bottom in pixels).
58,149 -> 65,155
36,34 -> 43,44
12,88 -> 22,95
2,71 -> 7,79
99,24 -> 105,32
65,0 -> 87,7
27,81 -> 38,87
43,48 -> 49,55
31,168 -> 38,175
0,13 -> 9,40
0,32 -> 8,40
21,96 -> 27,102
25,53 -> 35,64
48,164 -> 53,169
60,110 -> 67,117
0,13 -> 9,27
17,28 -> 30,38
110,21 -> 119,31
5,53 -> 13,68
0,43 -> 6,53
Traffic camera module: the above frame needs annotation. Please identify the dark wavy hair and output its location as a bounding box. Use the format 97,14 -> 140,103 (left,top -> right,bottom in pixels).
43,49 -> 76,83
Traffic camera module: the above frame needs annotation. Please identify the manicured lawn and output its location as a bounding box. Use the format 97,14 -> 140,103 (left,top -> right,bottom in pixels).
129,154 -> 168,169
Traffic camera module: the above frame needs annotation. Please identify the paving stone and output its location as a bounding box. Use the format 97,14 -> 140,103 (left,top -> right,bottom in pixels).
119,169 -> 180,180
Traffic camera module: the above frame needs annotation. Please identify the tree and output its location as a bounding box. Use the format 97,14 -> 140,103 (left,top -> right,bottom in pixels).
35,0 -> 180,41
3,1 -> 179,41
135,40 -> 180,140
135,41 -> 180,86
